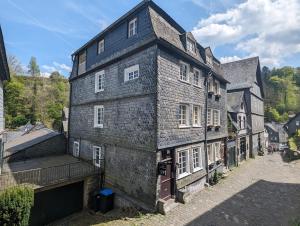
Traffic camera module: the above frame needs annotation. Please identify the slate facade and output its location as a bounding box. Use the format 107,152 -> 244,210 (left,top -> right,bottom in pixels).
69,0 -> 228,210
284,113 -> 300,137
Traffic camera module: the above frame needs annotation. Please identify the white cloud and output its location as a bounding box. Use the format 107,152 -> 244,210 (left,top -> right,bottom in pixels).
40,72 -> 51,78
192,0 -> 300,66
53,62 -> 72,72
220,56 -> 242,64
42,62 -> 72,76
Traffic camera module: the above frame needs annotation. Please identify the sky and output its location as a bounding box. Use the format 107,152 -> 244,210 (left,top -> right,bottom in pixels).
0,0 -> 300,77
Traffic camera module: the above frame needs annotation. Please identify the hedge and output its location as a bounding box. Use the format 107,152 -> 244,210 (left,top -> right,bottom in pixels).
0,186 -> 34,226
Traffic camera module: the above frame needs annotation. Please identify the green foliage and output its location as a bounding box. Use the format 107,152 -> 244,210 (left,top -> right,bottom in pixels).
4,70 -> 69,130
263,66 -> 300,122
28,56 -> 40,77
0,186 -> 34,226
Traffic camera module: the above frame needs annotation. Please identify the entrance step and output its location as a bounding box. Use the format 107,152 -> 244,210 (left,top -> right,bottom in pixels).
157,198 -> 178,215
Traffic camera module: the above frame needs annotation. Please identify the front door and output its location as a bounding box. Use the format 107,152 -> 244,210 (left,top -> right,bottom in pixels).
228,146 -> 236,168
240,137 -> 246,161
159,149 -> 175,200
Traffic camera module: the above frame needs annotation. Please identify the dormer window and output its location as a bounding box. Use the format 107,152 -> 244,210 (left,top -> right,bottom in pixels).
187,38 -> 196,53
207,56 -> 213,66
98,39 -> 104,54
128,18 -> 137,38
214,80 -> 220,95
78,51 -> 86,75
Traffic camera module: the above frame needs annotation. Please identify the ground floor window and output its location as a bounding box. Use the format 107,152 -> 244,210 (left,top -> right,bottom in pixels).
93,146 -> 103,167
207,144 -> 214,165
214,142 -> 221,161
192,147 -> 203,171
73,141 -> 80,157
177,149 -> 189,178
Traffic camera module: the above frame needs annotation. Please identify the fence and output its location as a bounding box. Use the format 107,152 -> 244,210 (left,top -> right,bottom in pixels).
0,160 -> 100,190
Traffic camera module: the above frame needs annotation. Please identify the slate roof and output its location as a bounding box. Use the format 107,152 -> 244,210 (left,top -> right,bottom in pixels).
285,112 -> 300,127
0,26 -> 10,81
221,57 -> 263,96
227,91 -> 244,113
265,122 -> 288,143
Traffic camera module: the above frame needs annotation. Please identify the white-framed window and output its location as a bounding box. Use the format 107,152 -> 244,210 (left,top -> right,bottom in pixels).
207,144 -> 214,165
193,69 -> 201,87
179,62 -> 189,82
207,56 -> 213,66
177,149 -> 190,179
124,64 -> 139,82
187,38 -> 196,53
192,147 -> 202,172
98,39 -> 105,54
128,17 -> 137,37
93,146 -> 103,167
214,142 -> 221,161
95,70 -> 105,92
207,108 -> 213,126
73,141 -> 80,157
214,80 -> 220,95
193,105 -> 201,127
296,121 -> 300,126
179,104 -> 189,127
208,78 -> 214,93
94,105 -> 104,128
213,109 -> 221,126
78,51 -> 86,75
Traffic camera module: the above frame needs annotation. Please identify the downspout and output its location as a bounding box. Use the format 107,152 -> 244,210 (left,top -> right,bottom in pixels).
204,69 -> 212,183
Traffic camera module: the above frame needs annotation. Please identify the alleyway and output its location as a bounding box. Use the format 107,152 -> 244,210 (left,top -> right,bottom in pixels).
57,153 -> 300,226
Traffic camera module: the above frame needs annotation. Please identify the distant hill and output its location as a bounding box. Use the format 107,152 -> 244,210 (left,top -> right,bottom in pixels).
263,66 -> 300,123
4,72 -> 69,130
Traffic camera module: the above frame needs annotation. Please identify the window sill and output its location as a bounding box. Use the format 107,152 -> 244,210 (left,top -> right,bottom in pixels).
193,84 -> 202,89
94,125 -> 104,129
178,79 -> 191,85
179,125 -> 191,129
178,172 -> 191,180
193,167 -> 203,173
95,89 -> 104,93
193,125 -> 202,128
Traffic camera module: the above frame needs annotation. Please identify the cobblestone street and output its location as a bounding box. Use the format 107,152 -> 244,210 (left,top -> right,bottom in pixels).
57,153 -> 300,226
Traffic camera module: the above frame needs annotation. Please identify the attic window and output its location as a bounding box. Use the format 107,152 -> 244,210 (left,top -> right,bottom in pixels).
128,18 -> 137,37
207,56 -> 213,66
187,38 -> 196,53
78,51 -> 86,75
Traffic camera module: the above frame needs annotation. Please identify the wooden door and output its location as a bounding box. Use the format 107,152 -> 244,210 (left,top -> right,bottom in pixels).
159,149 -> 175,200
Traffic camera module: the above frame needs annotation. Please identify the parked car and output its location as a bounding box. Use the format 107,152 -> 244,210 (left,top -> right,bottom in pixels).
279,143 -> 289,151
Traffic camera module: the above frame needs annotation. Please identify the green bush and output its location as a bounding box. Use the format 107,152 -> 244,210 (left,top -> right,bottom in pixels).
11,115 -> 28,128
0,186 -> 34,226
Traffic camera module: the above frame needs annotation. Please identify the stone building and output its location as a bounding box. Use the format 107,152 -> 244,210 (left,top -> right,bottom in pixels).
68,0 -> 228,211
0,26 -> 10,174
265,122 -> 288,150
227,91 -> 250,167
284,113 -> 300,137
222,57 -> 265,157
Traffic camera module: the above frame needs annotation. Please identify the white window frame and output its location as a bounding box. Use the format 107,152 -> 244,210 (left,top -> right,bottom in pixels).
73,141 -> 80,157
207,56 -> 213,66
78,51 -> 86,75
213,109 -> 221,126
193,69 -> 201,87
177,148 -> 190,179
124,64 -> 139,82
214,80 -> 220,95
95,70 -> 105,93
192,146 -> 203,172
179,104 -> 189,128
187,38 -> 196,53
214,142 -> 221,161
207,144 -> 214,165
94,105 -> 104,128
93,146 -> 103,167
207,108 -> 213,126
98,39 -> 105,54
179,62 -> 189,83
128,17 -> 137,37
193,105 -> 201,127
208,78 -> 214,93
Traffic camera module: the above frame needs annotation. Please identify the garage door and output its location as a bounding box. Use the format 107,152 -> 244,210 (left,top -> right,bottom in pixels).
29,181 -> 84,226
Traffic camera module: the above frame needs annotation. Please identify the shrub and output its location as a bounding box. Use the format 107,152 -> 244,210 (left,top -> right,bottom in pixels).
11,115 -> 28,128
0,186 -> 34,226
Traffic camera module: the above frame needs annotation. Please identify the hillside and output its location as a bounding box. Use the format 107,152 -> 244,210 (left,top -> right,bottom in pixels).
4,72 -> 69,130
263,66 -> 300,122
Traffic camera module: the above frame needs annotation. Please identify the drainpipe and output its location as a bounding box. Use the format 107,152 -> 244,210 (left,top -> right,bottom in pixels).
204,69 -> 212,183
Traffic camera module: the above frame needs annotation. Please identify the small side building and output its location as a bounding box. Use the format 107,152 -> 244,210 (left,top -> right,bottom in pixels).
284,113 -> 300,137
265,122 -> 288,150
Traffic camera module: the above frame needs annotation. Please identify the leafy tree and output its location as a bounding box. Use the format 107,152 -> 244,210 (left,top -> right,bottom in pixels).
0,186 -> 34,226
28,57 -> 40,77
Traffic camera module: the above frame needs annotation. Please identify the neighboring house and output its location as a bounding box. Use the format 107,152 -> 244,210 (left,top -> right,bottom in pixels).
227,91 -> 250,167
0,26 -> 10,174
222,57 -> 265,157
68,0 -> 228,211
284,113 -> 300,137
265,122 -> 288,150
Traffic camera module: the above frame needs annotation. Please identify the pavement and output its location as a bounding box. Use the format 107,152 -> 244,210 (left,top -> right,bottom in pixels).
53,152 -> 300,226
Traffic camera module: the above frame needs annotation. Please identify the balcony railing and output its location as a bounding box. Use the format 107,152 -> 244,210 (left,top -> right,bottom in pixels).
0,160 -> 101,190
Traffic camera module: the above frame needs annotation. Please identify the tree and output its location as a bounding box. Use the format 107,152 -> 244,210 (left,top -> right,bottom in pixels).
7,55 -> 23,75
28,57 -> 40,77
0,186 -> 34,226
